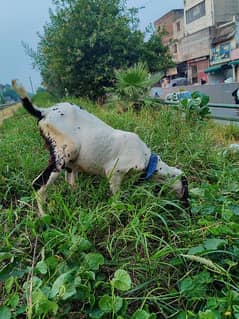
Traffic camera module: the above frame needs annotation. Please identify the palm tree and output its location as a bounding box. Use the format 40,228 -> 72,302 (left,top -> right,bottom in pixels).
108,63 -> 163,111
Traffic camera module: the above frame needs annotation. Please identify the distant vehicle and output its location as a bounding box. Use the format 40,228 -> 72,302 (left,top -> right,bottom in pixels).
165,91 -> 192,102
169,77 -> 188,87
224,77 -> 233,83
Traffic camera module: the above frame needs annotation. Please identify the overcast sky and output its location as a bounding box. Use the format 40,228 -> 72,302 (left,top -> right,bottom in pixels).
0,0 -> 183,92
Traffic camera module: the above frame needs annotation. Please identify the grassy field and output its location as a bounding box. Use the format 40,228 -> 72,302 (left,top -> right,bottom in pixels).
1,95 -> 239,319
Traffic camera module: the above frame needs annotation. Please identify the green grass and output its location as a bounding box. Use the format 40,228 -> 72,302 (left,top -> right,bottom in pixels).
1,97 -> 239,319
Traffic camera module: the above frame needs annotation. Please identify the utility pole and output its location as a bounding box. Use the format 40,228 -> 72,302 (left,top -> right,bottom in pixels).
29,76 -> 34,95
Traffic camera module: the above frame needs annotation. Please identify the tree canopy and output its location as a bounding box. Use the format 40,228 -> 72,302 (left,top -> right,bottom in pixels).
29,0 -> 173,99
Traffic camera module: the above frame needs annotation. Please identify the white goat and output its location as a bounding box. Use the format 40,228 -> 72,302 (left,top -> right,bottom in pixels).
13,81 -> 189,216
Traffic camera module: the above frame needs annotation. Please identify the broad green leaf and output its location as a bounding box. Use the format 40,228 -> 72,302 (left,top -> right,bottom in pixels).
179,271 -> 212,298
112,269 -> 132,291
7,293 -> 19,308
0,306 -> 11,319
32,276 -> 43,289
36,260 -> 48,274
62,285 -> 77,300
89,308 -> 104,319
32,290 -> 58,316
180,98 -> 189,108
132,309 -> 150,319
198,310 -> 218,319
99,294 -> 112,313
114,296 -> 123,313
77,238 -> 92,252
50,270 -> 73,298
233,305 -> 239,319
191,91 -> 202,99
203,239 -> 227,250
200,94 -> 210,107
77,284 -> 91,301
84,253 -> 104,271
5,276 -> 15,294
188,239 -> 227,255
188,245 -> 205,255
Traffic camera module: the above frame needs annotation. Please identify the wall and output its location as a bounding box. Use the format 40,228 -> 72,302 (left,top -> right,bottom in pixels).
154,10 -> 184,46
182,28 -> 211,60
160,82 -> 239,104
214,0 -> 239,24
184,0 -> 214,35
171,16 -> 185,63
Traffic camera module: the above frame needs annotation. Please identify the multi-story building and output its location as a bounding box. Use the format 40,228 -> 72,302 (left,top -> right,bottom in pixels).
206,17 -> 239,83
155,0 -> 239,85
184,0 -> 239,84
154,9 -> 186,80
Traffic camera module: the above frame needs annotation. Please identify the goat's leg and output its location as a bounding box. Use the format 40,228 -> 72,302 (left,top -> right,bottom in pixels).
32,164 -> 61,216
65,170 -> 78,188
108,172 -> 124,194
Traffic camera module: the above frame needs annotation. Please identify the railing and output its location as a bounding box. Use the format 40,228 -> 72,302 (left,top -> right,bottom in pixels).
208,103 -> 239,109
0,102 -> 19,110
164,100 -> 239,123
208,103 -> 239,122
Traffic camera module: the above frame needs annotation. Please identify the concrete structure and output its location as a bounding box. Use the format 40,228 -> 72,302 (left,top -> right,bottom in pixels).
181,28 -> 211,84
154,9 -> 185,79
184,0 -> 213,35
206,18 -> 239,84
154,0 -> 239,86
184,0 -> 239,35
184,0 -> 239,84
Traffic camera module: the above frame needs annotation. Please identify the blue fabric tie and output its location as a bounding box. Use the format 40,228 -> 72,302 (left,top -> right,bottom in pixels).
144,153 -> 158,180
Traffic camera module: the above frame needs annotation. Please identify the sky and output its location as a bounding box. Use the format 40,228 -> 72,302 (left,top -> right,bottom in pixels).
0,0 -> 183,92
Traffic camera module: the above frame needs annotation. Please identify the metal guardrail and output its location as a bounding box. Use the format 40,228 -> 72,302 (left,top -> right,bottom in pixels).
164,100 -> 239,122
208,103 -> 239,110
208,103 -> 239,122
0,102 -> 19,110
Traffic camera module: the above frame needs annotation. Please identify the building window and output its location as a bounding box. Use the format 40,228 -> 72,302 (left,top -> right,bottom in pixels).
176,21 -> 181,32
186,1 -> 206,24
173,44 -> 178,54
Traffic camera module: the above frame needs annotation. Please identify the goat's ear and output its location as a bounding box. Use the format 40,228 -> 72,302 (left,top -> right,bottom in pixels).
12,79 -> 28,98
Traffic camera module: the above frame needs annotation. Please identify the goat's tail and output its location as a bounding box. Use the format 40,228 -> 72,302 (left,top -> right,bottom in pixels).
12,80 -> 43,120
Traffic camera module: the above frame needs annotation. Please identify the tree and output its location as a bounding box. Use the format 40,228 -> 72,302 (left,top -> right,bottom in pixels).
108,62 -> 163,111
142,27 -> 175,73
0,93 -> 5,104
29,0 -> 173,99
2,85 -> 19,102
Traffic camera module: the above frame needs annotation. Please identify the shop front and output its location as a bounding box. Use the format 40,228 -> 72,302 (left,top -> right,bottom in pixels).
187,57 -> 209,84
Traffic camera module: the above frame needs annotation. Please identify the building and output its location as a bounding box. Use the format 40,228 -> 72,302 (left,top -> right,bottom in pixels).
184,0 -> 239,84
155,0 -> 239,85
154,9 -> 186,80
205,17 -> 239,83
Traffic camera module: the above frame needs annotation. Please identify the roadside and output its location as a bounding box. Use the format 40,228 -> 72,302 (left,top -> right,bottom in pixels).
159,82 -> 239,104
0,103 -> 22,125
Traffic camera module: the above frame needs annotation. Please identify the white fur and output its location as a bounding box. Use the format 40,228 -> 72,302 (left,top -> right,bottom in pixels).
30,103 -> 185,215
